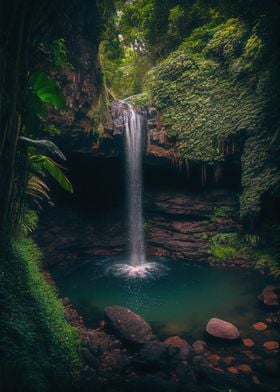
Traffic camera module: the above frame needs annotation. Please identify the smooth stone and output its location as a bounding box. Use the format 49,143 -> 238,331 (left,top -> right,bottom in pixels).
263,341 -> 279,351
207,354 -> 221,366
192,340 -> 207,354
227,366 -> 239,374
258,285 -> 280,307
164,336 -> 188,347
104,306 -> 154,344
237,364 -> 252,374
242,338 -> 255,347
206,318 -> 240,340
164,335 -> 192,360
223,356 -> 235,365
252,322 -> 268,331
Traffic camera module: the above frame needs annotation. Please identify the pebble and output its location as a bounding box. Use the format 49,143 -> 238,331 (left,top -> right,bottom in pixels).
263,341 -> 279,351
252,322 -> 268,331
207,354 -> 221,366
228,366 -> 239,374
223,356 -> 235,365
237,364 -> 252,374
242,338 -> 255,347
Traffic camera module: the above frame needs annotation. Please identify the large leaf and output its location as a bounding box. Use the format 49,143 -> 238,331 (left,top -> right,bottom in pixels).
30,155 -> 73,193
29,71 -> 66,109
20,137 -> 66,160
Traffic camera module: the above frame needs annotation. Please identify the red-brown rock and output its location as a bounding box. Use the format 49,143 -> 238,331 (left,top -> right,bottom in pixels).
207,354 -> 221,366
263,341 -> 279,351
243,338 -> 255,347
164,336 -> 188,346
228,366 -> 239,374
237,364 -> 252,374
252,322 -> 267,331
223,356 -> 235,365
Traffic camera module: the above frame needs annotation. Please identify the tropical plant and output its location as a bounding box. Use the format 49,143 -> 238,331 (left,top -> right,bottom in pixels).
29,154 -> 73,193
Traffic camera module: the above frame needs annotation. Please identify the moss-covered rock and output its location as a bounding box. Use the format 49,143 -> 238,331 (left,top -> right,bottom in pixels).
142,18 -> 279,219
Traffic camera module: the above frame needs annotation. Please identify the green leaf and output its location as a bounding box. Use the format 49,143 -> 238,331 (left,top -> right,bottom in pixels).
29,72 -> 66,109
30,155 -> 73,193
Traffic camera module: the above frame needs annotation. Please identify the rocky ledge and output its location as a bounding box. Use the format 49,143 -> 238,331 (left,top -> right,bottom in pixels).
36,189 -> 244,267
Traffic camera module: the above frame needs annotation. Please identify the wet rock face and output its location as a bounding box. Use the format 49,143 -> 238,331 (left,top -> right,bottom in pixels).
206,318 -> 240,340
110,100 -> 147,136
104,306 -> 155,344
36,189 -> 242,267
146,190 -> 242,262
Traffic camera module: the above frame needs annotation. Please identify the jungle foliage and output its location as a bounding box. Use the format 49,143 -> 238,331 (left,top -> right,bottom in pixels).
105,0 -> 280,220
0,1 -> 114,390
145,16 -> 280,218
0,235 -> 81,391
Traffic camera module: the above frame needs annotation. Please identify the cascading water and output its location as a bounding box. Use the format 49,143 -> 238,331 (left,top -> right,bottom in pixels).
106,101 -> 168,278
123,103 -> 146,266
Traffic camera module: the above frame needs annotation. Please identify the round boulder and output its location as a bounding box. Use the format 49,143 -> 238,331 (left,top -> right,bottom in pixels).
258,285 -> 280,307
206,318 -> 240,340
104,305 -> 154,344
192,340 -> 207,354
164,336 -> 192,360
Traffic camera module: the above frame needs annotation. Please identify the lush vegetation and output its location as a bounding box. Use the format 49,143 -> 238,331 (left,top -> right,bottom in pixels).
0,0 -> 279,390
145,16 -> 280,218
0,235 -> 81,391
100,0 -> 280,221
0,1 -> 113,390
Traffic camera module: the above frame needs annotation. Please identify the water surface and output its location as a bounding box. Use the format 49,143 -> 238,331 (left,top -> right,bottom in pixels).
52,256 -> 274,339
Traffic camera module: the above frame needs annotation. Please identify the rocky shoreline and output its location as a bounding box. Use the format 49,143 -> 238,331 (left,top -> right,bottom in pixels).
38,187 -> 279,391
59,291 -> 279,392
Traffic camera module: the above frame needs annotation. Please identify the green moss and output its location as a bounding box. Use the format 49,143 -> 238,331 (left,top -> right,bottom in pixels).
141,17 -> 279,219
87,86 -> 110,135
0,237 -> 82,391
253,224 -> 280,277
210,232 -> 240,262
128,92 -> 151,107
145,19 -> 265,162
193,232 -> 209,240
209,229 -> 280,276
211,244 -> 237,261
211,206 -> 236,222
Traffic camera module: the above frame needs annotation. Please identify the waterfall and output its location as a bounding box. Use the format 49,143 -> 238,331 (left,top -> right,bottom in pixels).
123,103 -> 146,266
105,101 -> 167,278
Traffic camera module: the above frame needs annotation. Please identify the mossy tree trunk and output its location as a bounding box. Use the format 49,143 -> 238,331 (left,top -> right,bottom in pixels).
0,1 -> 28,250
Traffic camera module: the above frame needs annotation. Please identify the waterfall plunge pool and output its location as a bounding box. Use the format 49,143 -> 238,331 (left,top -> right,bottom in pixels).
51,256 -> 275,340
